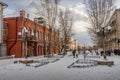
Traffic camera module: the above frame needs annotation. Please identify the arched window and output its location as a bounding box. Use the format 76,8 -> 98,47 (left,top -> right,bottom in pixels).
39,31 -> 41,40
27,27 -> 30,37
36,30 -> 39,40
22,27 -> 26,37
31,29 -> 34,36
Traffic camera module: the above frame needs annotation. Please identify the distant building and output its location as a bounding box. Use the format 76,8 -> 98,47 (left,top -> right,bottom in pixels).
73,40 -> 78,50
0,1 -> 7,56
65,37 -> 78,51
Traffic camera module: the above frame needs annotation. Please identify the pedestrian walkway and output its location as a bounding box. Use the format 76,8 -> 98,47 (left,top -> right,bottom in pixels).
0,52 -> 120,80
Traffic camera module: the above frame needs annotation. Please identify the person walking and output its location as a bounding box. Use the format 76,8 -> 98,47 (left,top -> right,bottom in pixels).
78,48 -> 81,55
72,49 -> 76,58
76,51 -> 78,58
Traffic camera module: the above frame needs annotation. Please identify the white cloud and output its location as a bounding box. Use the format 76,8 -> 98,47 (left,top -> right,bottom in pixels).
68,3 -> 93,46
4,8 -> 18,17
73,21 -> 88,33
69,3 -> 90,34
72,20 -> 93,46
73,31 -> 93,46
74,3 -> 85,10
69,3 -> 88,22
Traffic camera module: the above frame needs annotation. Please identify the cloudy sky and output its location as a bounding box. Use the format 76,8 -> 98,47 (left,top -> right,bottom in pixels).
0,0 -> 119,46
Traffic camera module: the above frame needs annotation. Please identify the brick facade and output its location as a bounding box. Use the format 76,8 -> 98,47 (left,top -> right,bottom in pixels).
4,10 -> 60,58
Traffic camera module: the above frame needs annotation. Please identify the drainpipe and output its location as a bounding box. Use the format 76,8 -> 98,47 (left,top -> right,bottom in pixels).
8,17 -> 18,56
43,24 -> 46,56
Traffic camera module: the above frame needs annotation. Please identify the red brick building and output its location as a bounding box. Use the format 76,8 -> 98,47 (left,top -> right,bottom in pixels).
4,10 -> 60,58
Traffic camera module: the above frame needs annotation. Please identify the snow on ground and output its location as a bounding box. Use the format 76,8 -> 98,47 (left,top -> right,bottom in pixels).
0,52 -> 120,80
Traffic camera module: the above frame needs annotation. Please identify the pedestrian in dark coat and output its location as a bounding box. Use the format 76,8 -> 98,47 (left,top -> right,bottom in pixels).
100,51 -> 103,56
72,50 -> 76,58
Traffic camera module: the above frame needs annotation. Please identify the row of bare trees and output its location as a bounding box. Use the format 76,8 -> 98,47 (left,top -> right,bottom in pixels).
39,0 -> 73,55
84,0 -> 116,47
38,0 -> 116,55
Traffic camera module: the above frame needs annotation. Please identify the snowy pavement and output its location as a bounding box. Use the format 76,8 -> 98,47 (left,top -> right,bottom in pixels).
0,52 -> 120,80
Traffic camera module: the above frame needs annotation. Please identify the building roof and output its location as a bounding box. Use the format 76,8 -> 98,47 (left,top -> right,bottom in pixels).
0,1 -> 8,6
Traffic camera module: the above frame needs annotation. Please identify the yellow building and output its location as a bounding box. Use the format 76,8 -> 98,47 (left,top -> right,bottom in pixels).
66,37 -> 78,51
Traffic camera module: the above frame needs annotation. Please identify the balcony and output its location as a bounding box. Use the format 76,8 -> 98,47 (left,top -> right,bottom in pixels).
21,36 -> 38,42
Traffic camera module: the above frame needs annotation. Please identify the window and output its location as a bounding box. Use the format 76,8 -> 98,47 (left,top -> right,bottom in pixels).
36,31 -> 39,40
31,29 -> 34,36
39,31 -> 41,40
27,27 -> 30,37
22,27 -> 26,37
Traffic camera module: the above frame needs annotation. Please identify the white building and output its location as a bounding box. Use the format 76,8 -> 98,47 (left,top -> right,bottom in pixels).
0,1 -> 7,56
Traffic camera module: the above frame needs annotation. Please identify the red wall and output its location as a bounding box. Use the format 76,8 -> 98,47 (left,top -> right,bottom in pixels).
4,17 -> 22,57
4,16 -> 60,58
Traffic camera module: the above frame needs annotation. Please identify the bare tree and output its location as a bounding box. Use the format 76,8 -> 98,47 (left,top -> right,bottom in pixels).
41,0 -> 60,56
84,0 -> 116,47
59,9 -> 73,54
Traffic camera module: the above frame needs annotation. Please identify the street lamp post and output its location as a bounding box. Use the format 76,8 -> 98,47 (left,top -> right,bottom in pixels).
96,25 -> 111,59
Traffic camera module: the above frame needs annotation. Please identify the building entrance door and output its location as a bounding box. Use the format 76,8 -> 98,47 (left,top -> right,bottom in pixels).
28,46 -> 34,56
